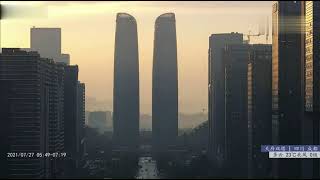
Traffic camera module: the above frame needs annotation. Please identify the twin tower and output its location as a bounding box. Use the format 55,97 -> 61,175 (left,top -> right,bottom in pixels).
113,13 -> 178,152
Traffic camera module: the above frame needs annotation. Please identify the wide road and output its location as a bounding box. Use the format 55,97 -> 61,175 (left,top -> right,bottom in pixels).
135,156 -> 161,179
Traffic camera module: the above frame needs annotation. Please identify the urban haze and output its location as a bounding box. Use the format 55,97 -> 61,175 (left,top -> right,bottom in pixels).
1,1 -> 320,179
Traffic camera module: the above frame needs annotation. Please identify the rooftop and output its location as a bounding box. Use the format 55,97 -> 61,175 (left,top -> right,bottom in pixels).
117,13 -> 136,22
156,13 -> 175,23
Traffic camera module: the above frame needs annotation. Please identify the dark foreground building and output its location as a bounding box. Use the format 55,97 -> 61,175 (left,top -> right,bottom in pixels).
301,1 -> 320,178
0,80 -> 12,179
63,66 -> 86,177
272,1 -> 304,178
247,44 -> 272,178
0,48 -> 86,178
208,33 -> 243,167
0,48 -> 64,178
223,43 -> 250,178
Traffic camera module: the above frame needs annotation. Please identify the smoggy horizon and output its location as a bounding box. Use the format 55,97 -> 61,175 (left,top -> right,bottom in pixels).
0,1 -> 272,114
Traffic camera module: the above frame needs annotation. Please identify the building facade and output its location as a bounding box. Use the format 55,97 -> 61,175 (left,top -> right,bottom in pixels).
113,13 -> 140,151
30,27 -> 69,65
30,27 -> 61,61
247,44 -> 272,178
0,80 -> 12,179
77,82 -> 86,168
152,13 -> 178,153
272,1 -> 304,178
302,1 -> 320,178
208,32 -> 243,166
0,48 -> 64,178
63,65 -> 79,177
224,44 -> 250,178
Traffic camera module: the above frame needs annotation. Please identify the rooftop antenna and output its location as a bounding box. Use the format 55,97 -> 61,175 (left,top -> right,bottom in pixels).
266,16 -> 270,44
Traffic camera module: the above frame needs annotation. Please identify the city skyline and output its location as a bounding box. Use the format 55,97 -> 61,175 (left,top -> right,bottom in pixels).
2,1 -> 320,179
0,1 -> 272,114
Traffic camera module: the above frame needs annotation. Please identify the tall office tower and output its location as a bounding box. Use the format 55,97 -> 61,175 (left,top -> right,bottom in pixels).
113,13 -> 140,151
30,27 -> 61,60
224,44 -> 250,178
152,13 -> 178,152
272,1 -> 304,178
63,65 -> 79,177
247,44 -> 272,179
302,1 -> 320,178
30,27 -> 69,65
208,33 -> 243,166
0,48 -> 64,178
77,82 -> 86,168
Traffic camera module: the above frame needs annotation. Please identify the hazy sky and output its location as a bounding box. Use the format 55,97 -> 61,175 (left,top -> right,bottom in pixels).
0,1 -> 272,114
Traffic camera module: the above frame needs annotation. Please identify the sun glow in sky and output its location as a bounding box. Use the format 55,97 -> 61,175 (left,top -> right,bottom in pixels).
0,1 -> 272,114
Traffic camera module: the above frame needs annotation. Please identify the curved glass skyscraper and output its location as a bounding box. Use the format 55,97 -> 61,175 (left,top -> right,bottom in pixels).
113,13 -> 140,151
152,13 -> 178,152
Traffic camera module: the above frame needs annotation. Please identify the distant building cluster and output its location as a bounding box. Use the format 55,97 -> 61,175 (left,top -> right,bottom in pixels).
0,28 -> 86,178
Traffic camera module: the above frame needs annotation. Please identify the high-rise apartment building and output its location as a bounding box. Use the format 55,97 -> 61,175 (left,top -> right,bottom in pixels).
0,48 -> 64,178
